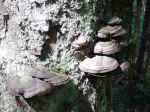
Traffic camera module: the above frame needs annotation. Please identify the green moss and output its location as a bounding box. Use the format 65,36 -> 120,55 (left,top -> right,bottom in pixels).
51,67 -> 63,73
51,66 -> 65,74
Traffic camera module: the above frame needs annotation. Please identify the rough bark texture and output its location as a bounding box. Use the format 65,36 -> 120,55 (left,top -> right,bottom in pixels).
0,0 -> 133,112
0,0 -> 106,112
137,0 -> 150,81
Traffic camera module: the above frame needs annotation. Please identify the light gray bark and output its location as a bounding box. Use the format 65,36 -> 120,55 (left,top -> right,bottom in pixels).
0,0 -> 107,112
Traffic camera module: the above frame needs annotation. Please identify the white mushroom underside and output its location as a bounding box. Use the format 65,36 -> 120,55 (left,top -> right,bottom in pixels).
79,56 -> 119,74
94,40 -> 120,55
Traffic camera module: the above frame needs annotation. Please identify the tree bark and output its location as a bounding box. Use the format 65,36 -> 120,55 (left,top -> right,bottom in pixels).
0,0 -> 135,112
136,0 -> 150,81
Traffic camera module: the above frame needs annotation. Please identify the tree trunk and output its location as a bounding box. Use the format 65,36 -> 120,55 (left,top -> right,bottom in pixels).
136,0 -> 150,81
0,0 -> 134,112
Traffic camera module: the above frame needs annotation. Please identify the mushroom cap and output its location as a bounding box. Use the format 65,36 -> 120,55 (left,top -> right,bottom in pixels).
79,56 -> 119,74
71,38 -> 88,50
112,27 -> 126,37
7,75 -> 53,98
7,65 -> 70,98
94,40 -> 120,55
97,25 -> 126,38
120,61 -> 130,72
26,65 -> 70,86
107,16 -> 122,25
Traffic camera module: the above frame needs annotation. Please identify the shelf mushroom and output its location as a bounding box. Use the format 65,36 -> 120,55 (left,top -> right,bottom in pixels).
7,65 -> 70,107
97,25 -> 126,38
71,37 -> 92,59
79,56 -> 119,75
71,37 -> 88,51
79,56 -> 119,112
94,40 -> 120,55
77,16 -> 128,112
107,16 -> 122,25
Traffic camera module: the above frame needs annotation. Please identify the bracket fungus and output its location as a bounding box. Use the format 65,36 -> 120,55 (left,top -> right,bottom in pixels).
107,16 -> 122,25
71,37 -> 88,51
7,65 -> 70,106
78,16 -> 128,112
71,37 -> 91,60
97,25 -> 126,38
94,40 -> 120,55
79,56 -> 119,74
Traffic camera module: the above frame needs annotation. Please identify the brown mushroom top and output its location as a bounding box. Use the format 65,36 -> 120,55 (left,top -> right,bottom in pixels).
79,56 -> 119,74
107,16 -> 122,25
71,38 -> 88,50
94,40 -> 120,55
97,25 -> 126,38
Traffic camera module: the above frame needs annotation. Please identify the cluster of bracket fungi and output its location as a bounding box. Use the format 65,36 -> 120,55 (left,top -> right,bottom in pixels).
8,64 -> 70,98
72,16 -> 131,111
72,16 -> 130,77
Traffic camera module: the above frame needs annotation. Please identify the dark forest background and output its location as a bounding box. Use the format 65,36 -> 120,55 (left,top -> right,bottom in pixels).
110,0 -> 150,111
